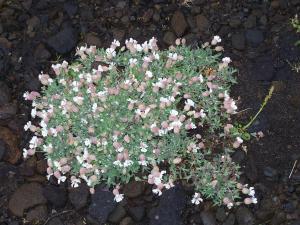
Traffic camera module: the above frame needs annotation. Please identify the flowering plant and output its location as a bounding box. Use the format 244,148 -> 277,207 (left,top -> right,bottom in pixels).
23,37 -> 257,208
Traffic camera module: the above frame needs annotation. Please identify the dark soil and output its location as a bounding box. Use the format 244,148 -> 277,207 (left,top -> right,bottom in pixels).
1,0 -> 300,225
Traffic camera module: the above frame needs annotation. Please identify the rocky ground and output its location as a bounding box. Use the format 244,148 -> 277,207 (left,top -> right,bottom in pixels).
1,0 -> 300,224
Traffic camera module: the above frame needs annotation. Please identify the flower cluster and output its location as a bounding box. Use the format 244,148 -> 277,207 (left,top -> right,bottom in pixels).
23,37 -> 256,208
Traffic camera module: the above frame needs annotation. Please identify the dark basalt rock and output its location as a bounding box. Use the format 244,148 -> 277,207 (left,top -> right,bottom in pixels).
47,27 -> 77,54
43,185 -> 67,208
88,188 -> 117,225
149,185 -> 186,225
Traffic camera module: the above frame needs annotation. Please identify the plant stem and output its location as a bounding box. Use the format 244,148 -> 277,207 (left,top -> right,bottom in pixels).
242,85 -> 274,131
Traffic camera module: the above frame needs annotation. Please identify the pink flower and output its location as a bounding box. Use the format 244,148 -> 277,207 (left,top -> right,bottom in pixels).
39,73 -> 53,85
23,91 -> 40,101
224,124 -> 233,135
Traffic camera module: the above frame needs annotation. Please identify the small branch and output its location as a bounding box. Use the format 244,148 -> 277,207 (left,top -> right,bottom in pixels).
243,85 -> 274,131
289,160 -> 298,179
43,210 -> 74,225
235,108 -> 252,114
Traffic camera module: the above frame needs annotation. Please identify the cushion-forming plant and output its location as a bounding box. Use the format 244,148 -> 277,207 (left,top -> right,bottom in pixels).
23,36 -> 257,208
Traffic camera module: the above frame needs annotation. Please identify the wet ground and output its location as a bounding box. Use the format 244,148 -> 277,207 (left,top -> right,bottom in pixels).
1,0 -> 300,224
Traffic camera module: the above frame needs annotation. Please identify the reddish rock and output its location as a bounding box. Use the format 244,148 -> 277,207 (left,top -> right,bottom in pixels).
171,10 -> 188,37
0,126 -> 21,164
8,183 -> 47,217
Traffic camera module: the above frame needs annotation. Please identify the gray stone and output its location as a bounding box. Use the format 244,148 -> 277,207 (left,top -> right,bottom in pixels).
201,211 -> 217,225
149,186 -> 186,225
8,183 -> 47,217
26,205 -> 48,223
0,139 -> 7,161
123,181 -> 145,198
244,15 -> 256,29
245,29 -> 264,46
195,14 -> 209,31
216,207 -> 227,222
120,217 -> 134,225
128,206 -> 145,221
64,1 -> 78,17
0,103 -> 17,120
88,188 -> 116,224
263,166 -> 278,179
85,33 -> 102,47
163,31 -> 176,46
229,16 -> 242,28
48,217 -> 65,225
68,183 -> 89,210
249,56 -> 274,81
108,204 -> 127,224
47,27 -> 77,54
235,206 -> 255,225
0,81 -> 11,106
34,44 -> 51,62
232,33 -> 245,50
222,213 -> 235,225
43,185 -> 67,208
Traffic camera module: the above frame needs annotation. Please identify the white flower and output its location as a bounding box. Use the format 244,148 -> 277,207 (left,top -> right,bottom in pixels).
211,35 -> 222,45
222,57 -> 231,64
200,109 -> 206,118
251,197 -> 258,204
152,188 -> 162,196
236,137 -> 243,144
112,39 -> 120,47
113,160 -> 122,167
40,120 -> 47,128
185,99 -> 195,107
160,97 -> 169,103
53,160 -> 62,171
24,121 -> 32,131
140,142 -> 148,153
129,58 -> 138,66
198,74 -> 204,83
23,92 -> 30,100
76,155 -> 84,164
57,176 -> 67,184
85,138 -> 91,147
43,144 -> 53,153
169,120 -> 182,129
31,108 -> 37,118
81,118 -> 88,124
92,103 -> 97,112
41,128 -> 48,137
114,193 -> 124,202
46,173 -> 53,180
153,52 -> 160,60
164,182 -> 174,189
106,47 -> 116,57
249,187 -> 255,197
23,148 -> 28,158
145,71 -> 153,78
135,44 -> 143,52
191,192 -> 203,205
50,128 -> 57,137
73,96 -> 84,105
227,202 -> 234,209
170,109 -> 179,116
190,123 -> 196,129
123,160 -> 133,167
168,53 -> 178,60
29,136 -> 38,149
138,160 -> 148,166
71,178 -> 81,188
